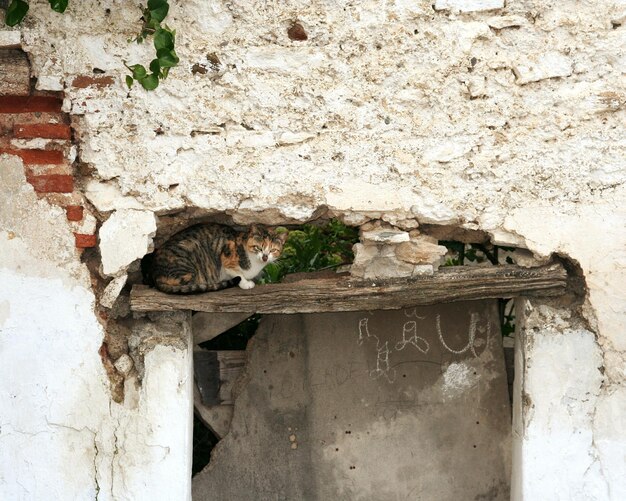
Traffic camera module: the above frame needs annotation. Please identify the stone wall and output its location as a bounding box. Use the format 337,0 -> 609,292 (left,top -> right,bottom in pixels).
0,0 -> 625,499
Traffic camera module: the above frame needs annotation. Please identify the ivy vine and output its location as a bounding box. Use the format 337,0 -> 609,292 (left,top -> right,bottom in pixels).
125,0 -> 179,90
2,0 -> 178,92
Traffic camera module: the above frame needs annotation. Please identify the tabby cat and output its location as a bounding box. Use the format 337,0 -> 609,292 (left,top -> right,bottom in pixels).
147,223 -> 288,294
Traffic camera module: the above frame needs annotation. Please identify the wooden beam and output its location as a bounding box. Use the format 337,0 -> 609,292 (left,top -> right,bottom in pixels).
131,263 -> 568,314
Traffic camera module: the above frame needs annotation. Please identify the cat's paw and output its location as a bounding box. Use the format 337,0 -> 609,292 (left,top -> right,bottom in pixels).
238,278 -> 255,290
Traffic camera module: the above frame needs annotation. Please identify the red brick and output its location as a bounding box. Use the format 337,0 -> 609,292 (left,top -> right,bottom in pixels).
14,123 -> 71,140
65,205 -> 84,221
0,148 -> 64,164
26,174 -> 74,193
72,75 -> 115,89
0,96 -> 63,113
75,233 -> 97,248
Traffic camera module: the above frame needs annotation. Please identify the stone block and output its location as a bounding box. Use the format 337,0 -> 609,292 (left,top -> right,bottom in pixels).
113,353 -> 134,375
361,227 -> 409,244
350,242 -> 380,271
0,31 -> 21,49
99,209 -> 157,276
361,256 -> 415,280
101,274 -> 128,309
0,50 -> 29,95
395,238 -> 448,266
84,180 -> 147,212
512,52 -> 573,85
434,0 -> 504,13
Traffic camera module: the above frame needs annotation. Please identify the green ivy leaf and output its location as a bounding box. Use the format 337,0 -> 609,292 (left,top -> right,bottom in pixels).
48,0 -> 68,13
148,0 -> 169,22
156,48 -> 179,68
130,64 -> 147,80
149,58 -> 161,73
154,28 -> 174,50
5,0 -> 29,26
147,0 -> 168,9
140,73 -> 159,90
147,18 -> 160,31
125,75 -> 134,88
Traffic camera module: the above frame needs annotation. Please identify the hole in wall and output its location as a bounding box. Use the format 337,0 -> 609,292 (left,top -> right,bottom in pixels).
183,218 -> 560,476
81,204 -> 586,487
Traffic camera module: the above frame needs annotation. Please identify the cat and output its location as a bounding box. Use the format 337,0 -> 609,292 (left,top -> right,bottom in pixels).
146,223 -> 288,294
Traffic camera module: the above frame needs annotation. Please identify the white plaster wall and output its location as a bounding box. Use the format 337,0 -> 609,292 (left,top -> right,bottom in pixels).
0,156 -> 192,500
16,1 -> 625,222
512,302 -> 608,500
1,0 -> 625,498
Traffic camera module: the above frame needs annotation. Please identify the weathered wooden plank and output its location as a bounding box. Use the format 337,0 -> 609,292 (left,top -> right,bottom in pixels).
194,350 -> 246,437
192,312 -> 255,344
193,385 -> 234,439
131,263 -> 568,314
0,50 -> 30,95
194,350 -> 246,406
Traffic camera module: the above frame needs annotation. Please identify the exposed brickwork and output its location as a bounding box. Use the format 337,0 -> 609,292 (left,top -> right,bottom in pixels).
14,123 -> 72,140
75,233 -> 97,248
0,148 -> 64,165
0,95 -> 63,113
26,174 -> 74,193
72,75 -> 115,89
65,205 -> 84,221
0,49 -> 95,250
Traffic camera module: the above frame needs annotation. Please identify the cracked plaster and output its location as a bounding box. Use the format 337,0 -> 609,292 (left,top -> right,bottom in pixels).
0,157 -> 192,500
0,0 -> 624,498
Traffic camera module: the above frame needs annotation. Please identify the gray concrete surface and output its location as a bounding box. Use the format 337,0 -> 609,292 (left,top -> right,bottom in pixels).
193,300 -> 511,500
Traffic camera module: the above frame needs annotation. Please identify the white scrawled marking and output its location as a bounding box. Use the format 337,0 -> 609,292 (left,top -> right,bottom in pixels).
395,321 -> 430,354
404,308 -> 427,319
436,312 -> 480,357
358,318 -> 396,383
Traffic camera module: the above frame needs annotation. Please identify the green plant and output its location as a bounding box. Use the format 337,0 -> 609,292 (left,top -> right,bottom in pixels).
4,0 -> 67,26
441,240 -> 517,337
2,0 -> 178,91
125,0 -> 179,90
200,220 -> 359,350
261,219 -> 359,284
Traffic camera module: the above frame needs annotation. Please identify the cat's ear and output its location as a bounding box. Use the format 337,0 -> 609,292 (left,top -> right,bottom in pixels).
274,227 -> 289,244
249,224 -> 262,235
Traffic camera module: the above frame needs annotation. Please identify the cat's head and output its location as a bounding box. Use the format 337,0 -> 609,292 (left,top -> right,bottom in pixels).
246,225 -> 289,264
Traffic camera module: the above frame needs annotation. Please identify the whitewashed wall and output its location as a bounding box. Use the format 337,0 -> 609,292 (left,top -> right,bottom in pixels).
0,156 -> 193,499
1,0 -> 625,499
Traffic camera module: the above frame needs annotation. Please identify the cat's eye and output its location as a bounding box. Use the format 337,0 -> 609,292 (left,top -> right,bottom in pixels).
253,246 -> 262,252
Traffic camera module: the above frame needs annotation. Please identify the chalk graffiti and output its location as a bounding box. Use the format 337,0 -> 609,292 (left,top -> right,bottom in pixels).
436,313 -> 480,357
358,309 -> 490,383
358,318 -> 397,383
395,321 -> 430,354
404,308 -> 427,320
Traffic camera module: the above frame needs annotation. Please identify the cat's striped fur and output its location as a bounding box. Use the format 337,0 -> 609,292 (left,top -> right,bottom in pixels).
146,223 -> 287,294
